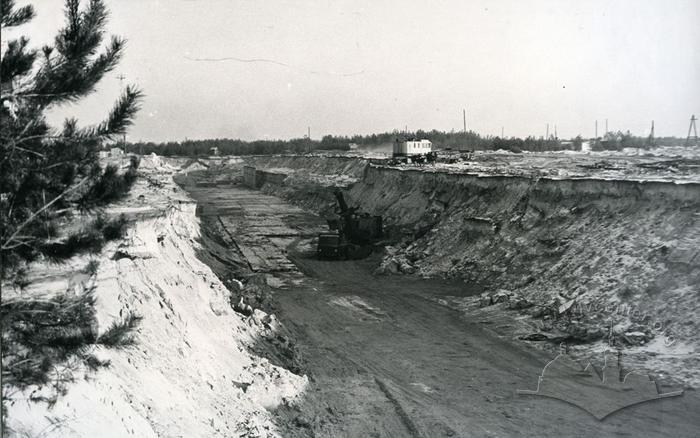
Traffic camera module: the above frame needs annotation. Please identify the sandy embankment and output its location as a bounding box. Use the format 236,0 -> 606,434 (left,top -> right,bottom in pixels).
226,153 -> 700,386
5,154 -> 307,437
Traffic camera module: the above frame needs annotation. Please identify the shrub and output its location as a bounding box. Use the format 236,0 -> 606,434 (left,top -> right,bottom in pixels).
41,227 -> 104,261
97,313 -> 143,348
39,214 -> 129,262
101,214 -> 128,241
80,156 -> 140,208
1,289 -> 141,400
84,259 -> 100,276
1,291 -> 98,392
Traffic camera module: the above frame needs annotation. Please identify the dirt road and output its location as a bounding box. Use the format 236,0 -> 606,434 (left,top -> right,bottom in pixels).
272,255 -> 699,437
181,178 -> 700,437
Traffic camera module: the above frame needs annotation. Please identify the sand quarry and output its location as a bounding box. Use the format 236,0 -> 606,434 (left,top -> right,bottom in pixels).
5,148 -> 700,437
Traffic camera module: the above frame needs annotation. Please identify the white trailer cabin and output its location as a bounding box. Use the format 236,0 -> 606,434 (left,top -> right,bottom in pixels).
393,139 -> 432,156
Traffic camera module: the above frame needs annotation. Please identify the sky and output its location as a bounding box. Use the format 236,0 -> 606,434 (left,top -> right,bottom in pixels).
5,0 -> 700,142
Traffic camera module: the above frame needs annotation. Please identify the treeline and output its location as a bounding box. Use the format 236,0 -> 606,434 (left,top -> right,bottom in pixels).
126,130 -> 688,156
591,131 -> 685,151
127,138 -> 336,156
341,130 -> 571,152
126,131 -> 569,156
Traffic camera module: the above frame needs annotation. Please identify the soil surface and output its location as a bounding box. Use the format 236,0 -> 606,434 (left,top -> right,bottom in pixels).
181,178 -> 700,438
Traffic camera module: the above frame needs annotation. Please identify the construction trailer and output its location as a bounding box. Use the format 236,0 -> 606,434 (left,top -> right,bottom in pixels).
390,138 -> 436,165
317,190 -> 382,260
393,139 -> 432,157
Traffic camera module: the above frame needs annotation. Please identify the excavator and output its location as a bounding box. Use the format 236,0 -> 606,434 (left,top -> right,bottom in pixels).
317,190 -> 382,260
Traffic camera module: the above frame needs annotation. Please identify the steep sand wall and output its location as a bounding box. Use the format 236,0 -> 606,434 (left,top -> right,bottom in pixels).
248,156 -> 700,353
237,156 -> 369,214
7,159 -> 307,438
244,155 -> 369,180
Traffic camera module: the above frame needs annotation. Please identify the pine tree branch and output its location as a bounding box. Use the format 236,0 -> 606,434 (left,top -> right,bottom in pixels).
26,2 -> 122,107
0,37 -> 37,81
8,86 -> 141,149
11,145 -> 46,158
55,0 -> 109,62
1,0 -> 142,273
2,176 -> 89,251
1,91 -> 78,100
0,118 -> 48,165
81,85 -> 143,139
29,36 -> 124,107
1,0 -> 35,27
1,237 -> 36,250
84,35 -> 124,80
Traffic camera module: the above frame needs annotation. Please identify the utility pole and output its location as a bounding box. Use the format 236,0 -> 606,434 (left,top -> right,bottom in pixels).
554,125 -> 558,139
648,120 -> 655,146
307,126 -> 311,153
463,109 -> 467,133
546,123 -> 549,139
687,115 -> 698,146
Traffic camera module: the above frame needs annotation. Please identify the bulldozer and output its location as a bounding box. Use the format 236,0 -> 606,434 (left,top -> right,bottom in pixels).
316,190 -> 382,260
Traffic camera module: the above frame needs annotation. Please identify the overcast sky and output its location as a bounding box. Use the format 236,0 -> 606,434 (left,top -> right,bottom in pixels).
8,0 -> 700,142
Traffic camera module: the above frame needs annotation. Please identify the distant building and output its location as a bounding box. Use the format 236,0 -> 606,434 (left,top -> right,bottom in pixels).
210,147 -> 219,156
110,147 -> 124,157
349,143 -> 359,150
393,139 -> 432,157
98,150 -> 110,159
